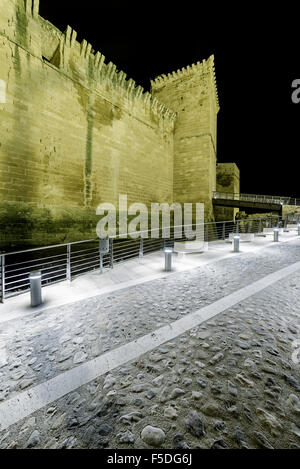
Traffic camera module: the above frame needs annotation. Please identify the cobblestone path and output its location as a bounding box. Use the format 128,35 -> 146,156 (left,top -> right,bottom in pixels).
0,240 -> 299,449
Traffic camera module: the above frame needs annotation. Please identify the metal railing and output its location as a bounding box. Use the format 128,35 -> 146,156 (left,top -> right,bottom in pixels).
213,192 -> 300,206
1,215 -> 299,303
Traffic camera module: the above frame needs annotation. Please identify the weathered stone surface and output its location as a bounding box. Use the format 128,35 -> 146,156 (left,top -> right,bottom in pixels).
256,408 -> 283,437
26,430 -> 40,448
185,411 -> 205,437
0,2 -> 221,249
141,426 -> 166,447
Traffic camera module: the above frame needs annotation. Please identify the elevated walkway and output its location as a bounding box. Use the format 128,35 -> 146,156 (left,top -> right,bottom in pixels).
212,192 -> 300,213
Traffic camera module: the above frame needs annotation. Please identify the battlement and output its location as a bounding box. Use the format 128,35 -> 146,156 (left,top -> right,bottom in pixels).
151,55 -> 219,111
0,1 -> 177,125
22,0 -> 40,17
57,25 -> 177,124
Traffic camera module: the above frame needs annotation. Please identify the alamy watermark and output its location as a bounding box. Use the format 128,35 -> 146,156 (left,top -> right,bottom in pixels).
96,194 -> 205,241
291,79 -> 300,104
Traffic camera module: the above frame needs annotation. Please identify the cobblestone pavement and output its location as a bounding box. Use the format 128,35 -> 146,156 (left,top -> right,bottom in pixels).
0,240 -> 300,449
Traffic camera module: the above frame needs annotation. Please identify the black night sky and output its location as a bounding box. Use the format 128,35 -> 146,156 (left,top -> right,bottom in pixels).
39,1 -> 299,198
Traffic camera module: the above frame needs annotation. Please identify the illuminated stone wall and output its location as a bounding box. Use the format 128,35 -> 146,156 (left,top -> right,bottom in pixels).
0,0 -> 176,248
282,205 -> 300,220
214,163 -> 240,221
0,0 -> 229,250
151,57 -> 219,221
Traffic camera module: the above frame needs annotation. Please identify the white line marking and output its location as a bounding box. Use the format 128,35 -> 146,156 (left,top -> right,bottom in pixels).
0,259 -> 300,431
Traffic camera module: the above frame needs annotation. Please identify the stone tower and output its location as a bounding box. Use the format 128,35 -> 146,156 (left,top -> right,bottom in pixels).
151,56 -> 219,221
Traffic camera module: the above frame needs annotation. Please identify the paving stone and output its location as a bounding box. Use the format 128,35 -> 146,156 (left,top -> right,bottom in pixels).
0,241 -> 300,449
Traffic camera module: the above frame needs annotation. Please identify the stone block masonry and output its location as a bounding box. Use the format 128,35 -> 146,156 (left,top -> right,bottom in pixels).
0,0 -> 234,249
151,57 -> 220,222
214,163 -> 240,221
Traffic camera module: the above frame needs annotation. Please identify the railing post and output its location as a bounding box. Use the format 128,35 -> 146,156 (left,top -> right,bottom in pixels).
139,236 -> 143,258
110,238 -> 114,269
66,243 -> 71,282
222,222 -> 225,240
1,254 -> 5,303
99,239 -> 103,275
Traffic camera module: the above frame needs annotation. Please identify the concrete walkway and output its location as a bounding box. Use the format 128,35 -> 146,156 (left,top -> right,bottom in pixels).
0,231 -> 299,324
0,234 -> 299,448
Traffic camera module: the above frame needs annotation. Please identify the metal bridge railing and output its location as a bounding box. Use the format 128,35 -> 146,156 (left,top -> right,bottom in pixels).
1,215 -> 299,303
212,192 -> 300,206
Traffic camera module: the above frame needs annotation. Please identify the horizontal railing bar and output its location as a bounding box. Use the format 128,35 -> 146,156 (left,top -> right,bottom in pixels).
42,274 -> 67,283
112,244 -> 140,252
113,252 -> 143,261
70,246 -> 99,255
70,254 -> 100,265
4,266 -> 68,287
113,253 -> 141,262
70,258 -> 101,270
5,279 -> 30,291
4,252 -> 68,269
71,251 -> 100,261
112,246 -> 140,254
212,191 -> 293,199
71,264 -> 102,275
5,276 -> 67,297
5,261 -> 68,277
73,258 -> 110,268
113,238 -> 141,245
143,239 -> 165,245
41,267 -> 67,277
5,284 -> 30,292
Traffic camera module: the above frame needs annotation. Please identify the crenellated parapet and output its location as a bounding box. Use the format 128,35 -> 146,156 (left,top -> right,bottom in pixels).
151,55 -> 219,111
41,26 -> 177,126
1,2 -> 176,128
46,24 -> 177,127
22,0 -> 40,18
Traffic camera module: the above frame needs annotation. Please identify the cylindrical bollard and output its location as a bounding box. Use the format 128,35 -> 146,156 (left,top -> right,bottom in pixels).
273,228 -> 279,242
164,248 -> 173,272
233,235 -> 240,253
30,270 -> 42,307
298,224 -> 300,236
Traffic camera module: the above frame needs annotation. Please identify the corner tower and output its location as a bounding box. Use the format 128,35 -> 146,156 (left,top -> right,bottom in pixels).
151,55 -> 219,221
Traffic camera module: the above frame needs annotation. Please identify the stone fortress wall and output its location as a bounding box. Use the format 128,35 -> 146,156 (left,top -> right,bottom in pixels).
151,56 -> 219,222
0,0 -> 232,250
214,163 -> 240,222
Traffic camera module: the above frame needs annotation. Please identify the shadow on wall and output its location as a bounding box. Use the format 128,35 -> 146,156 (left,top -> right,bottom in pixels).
0,203 -> 99,251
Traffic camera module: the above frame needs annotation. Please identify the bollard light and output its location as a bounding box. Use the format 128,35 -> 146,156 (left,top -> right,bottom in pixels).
164,248 -> 173,272
273,228 -> 279,242
29,270 -> 42,307
233,235 -> 240,253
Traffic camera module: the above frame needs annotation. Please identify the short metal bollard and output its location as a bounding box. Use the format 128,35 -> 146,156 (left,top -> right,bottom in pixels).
30,270 -> 42,307
273,228 -> 279,242
233,235 -> 240,253
164,248 -> 173,272
298,224 -> 300,236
